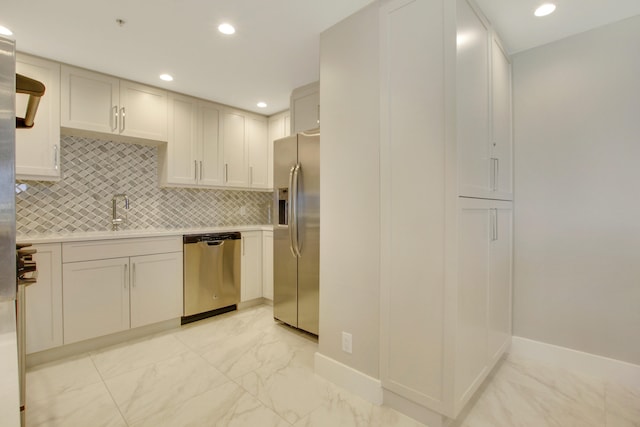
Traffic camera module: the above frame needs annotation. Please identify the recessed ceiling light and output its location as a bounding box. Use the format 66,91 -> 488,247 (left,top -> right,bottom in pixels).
0,25 -> 13,36
534,3 -> 556,17
159,74 -> 174,82
218,23 -> 236,35
257,102 -> 267,108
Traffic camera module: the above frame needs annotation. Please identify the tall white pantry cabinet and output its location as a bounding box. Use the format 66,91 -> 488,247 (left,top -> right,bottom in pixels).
378,0 -> 513,422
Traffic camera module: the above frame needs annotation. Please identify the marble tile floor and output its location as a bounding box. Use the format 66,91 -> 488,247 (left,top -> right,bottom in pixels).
25,304 -> 639,427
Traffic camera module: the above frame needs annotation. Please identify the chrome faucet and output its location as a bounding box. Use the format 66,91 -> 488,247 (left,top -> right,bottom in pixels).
111,194 -> 130,230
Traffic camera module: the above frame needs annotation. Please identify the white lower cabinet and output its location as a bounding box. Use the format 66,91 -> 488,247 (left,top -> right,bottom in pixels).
63,257 -> 130,344
241,231 -> 263,302
25,243 -> 63,354
129,252 -> 183,329
457,198 -> 512,404
262,231 -> 274,300
62,237 -> 183,345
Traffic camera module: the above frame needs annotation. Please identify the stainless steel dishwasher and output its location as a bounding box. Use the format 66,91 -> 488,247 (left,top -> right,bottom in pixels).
182,232 -> 241,323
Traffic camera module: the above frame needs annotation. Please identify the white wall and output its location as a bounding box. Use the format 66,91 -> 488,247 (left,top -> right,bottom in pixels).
318,3 -> 380,378
512,15 -> 640,365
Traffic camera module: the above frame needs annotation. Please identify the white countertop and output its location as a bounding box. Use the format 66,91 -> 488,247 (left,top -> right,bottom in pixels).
17,224 -> 274,244
0,301 -> 20,427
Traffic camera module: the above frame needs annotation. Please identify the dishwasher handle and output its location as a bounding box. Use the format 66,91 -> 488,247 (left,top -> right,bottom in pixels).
206,241 -> 224,246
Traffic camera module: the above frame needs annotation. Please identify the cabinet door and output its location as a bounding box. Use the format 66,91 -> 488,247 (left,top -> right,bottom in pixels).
262,231 -> 274,300
166,93 -> 198,185
222,110 -> 248,188
119,80 -> 168,141
268,112 -> 290,189
241,231 -> 262,302
491,37 -> 513,199
63,258 -> 130,344
456,200 -> 490,404
456,198 -> 512,406
198,101 -> 224,187
291,82 -> 320,134
457,0 -> 491,198
247,115 -> 269,189
487,203 -> 512,364
16,54 -> 61,181
25,243 -> 62,354
61,65 -> 119,134
130,252 -> 183,329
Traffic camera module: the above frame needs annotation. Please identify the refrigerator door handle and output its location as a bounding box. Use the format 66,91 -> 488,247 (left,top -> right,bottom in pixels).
288,165 -> 297,257
292,163 -> 302,257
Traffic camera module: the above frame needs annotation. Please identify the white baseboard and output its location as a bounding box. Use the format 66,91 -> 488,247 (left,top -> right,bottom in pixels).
314,352 -> 384,405
509,336 -> 640,388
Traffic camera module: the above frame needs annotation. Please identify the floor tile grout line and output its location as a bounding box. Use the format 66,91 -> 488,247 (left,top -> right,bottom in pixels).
89,334 -> 192,382
88,353 -> 131,427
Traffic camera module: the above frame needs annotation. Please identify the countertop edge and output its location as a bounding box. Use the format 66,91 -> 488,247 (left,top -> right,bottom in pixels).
17,225 -> 275,244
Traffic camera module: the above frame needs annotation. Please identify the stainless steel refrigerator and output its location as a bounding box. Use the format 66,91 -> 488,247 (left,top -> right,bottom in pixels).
273,130 -> 319,335
0,36 -> 16,302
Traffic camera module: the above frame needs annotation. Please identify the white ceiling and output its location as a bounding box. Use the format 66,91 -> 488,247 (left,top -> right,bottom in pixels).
475,0 -> 640,54
2,0 -> 640,115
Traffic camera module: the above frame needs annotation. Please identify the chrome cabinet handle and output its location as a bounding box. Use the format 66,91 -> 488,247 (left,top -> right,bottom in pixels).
199,161 -> 203,181
53,145 -> 59,170
491,208 -> 498,241
225,163 -> 229,183
112,106 -> 118,131
120,107 -> 126,133
249,166 -> 253,185
491,158 -> 499,191
124,264 -> 128,288
194,160 -> 198,181
132,263 -> 136,288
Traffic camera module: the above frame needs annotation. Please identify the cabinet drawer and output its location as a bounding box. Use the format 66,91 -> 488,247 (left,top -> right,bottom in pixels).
63,236 -> 182,263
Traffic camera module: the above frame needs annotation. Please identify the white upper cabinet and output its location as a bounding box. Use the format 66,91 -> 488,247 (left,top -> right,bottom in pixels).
247,115 -> 269,189
162,95 -> 224,188
222,109 -> 248,188
119,80 -> 168,141
291,81 -> 320,134
61,65 -> 167,142
61,66 -> 119,133
490,37 -> 513,199
164,93 -> 199,185
163,99 -> 268,191
456,0 -> 513,200
15,54 -> 61,181
457,0 -> 491,198
198,101 -> 224,187
268,111 -> 291,189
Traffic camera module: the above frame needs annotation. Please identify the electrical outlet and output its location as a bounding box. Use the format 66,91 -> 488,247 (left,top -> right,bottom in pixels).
240,206 -> 247,216
342,332 -> 353,354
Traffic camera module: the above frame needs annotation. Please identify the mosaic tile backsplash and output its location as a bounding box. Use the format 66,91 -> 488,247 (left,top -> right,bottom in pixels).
16,135 -> 273,235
